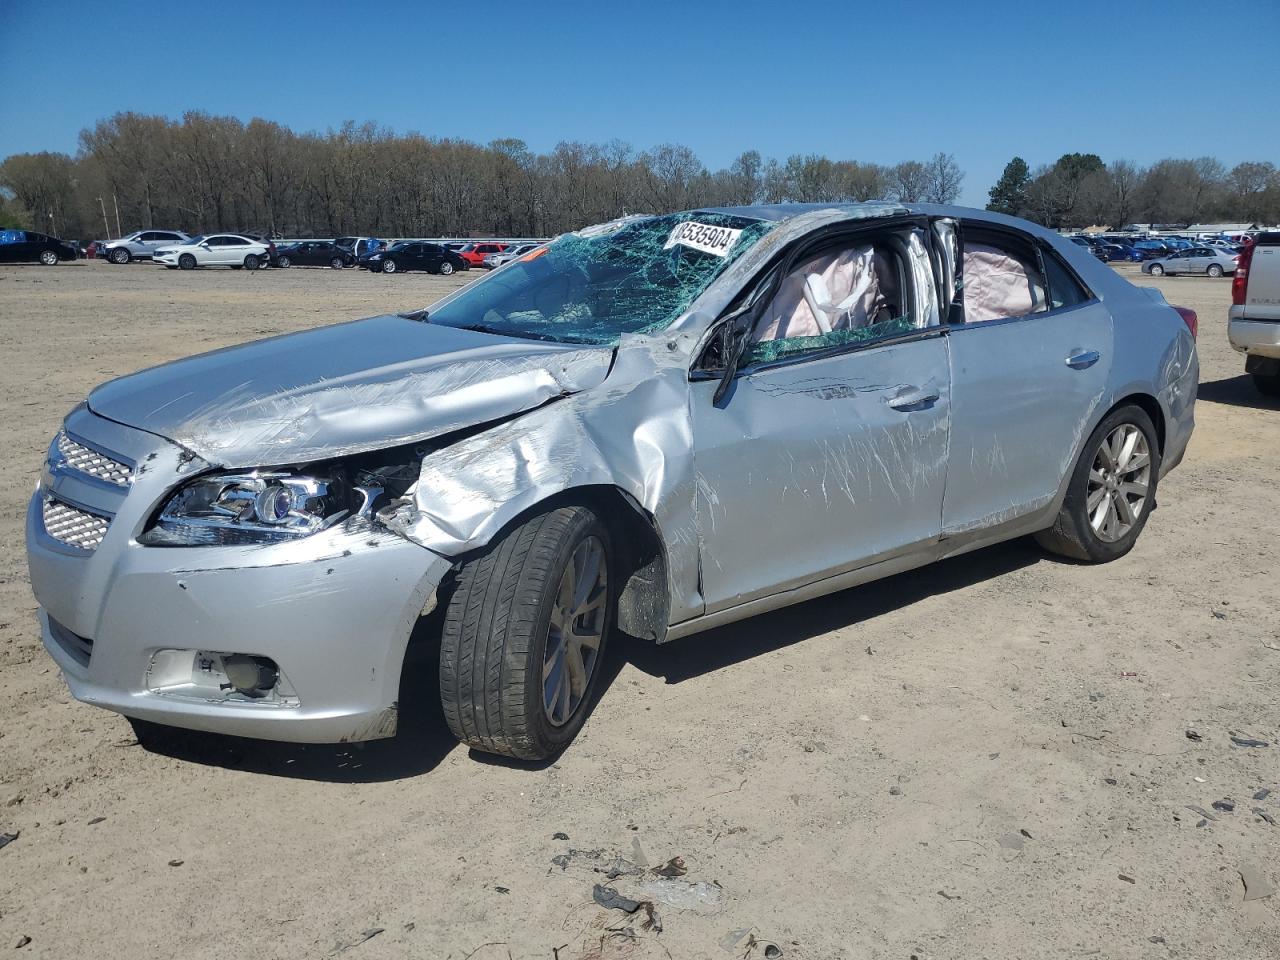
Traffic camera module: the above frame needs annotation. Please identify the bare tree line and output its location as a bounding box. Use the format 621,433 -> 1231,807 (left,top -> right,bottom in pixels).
0,111 -> 965,240
987,153 -> 1280,228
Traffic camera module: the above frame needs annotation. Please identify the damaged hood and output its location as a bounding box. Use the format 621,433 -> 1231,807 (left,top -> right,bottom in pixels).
87,314 -> 613,466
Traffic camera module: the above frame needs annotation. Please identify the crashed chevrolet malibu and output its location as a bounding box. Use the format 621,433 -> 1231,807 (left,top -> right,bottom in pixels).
27,204 -> 1198,759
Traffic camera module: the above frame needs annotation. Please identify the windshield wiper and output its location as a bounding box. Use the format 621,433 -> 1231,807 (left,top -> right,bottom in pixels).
455,323 -> 566,343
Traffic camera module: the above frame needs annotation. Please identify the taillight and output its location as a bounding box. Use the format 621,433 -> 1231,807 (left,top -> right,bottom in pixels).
1232,243 -> 1253,305
1172,305 -> 1198,339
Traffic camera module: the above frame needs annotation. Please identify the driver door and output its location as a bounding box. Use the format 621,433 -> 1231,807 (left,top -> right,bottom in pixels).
688,231 -> 951,614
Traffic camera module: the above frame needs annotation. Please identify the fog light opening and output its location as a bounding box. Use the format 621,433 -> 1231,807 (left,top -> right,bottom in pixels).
221,655 -> 280,699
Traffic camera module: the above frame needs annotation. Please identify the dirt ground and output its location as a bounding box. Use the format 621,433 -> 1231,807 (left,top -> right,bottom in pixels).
0,258 -> 1277,960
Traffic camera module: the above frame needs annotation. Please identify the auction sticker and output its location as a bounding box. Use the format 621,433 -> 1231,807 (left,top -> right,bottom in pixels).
664,221 -> 743,257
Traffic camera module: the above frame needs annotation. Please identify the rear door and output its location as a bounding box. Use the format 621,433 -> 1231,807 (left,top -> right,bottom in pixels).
943,224 -> 1112,537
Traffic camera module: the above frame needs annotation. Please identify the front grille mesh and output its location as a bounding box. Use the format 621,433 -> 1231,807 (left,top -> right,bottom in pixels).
56,432 -> 131,486
42,499 -> 111,550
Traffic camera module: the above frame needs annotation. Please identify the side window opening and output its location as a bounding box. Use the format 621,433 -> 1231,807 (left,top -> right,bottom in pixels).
961,229 -> 1046,323
743,231 -> 920,366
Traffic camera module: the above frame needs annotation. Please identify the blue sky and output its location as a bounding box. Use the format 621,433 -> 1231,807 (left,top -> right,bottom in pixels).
1,0 -> 1277,206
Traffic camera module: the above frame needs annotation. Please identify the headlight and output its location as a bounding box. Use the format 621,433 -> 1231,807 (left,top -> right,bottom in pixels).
140,470 -> 353,546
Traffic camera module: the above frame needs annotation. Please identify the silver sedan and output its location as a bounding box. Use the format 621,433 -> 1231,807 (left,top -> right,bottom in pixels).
1143,245 -> 1240,277
26,204 -> 1198,760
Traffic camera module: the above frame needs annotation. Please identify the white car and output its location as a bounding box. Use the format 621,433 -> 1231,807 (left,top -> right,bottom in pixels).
154,234 -> 271,271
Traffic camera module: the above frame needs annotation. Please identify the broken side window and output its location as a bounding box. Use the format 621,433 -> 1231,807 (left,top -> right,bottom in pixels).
743,233 -> 919,366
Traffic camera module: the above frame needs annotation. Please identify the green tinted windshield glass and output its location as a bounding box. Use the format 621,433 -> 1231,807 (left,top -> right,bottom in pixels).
428,212 -> 773,345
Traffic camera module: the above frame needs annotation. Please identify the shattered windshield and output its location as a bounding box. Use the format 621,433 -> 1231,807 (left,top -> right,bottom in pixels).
427,212 -> 774,345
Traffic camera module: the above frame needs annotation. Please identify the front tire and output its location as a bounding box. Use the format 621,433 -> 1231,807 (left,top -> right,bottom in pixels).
330,257 -> 345,269
178,253 -> 196,271
109,247 -> 131,264
1149,264 -> 1164,276
382,258 -> 398,274
1036,405 -> 1160,563
1207,264 -> 1223,278
439,505 -> 614,760
276,256 -> 291,268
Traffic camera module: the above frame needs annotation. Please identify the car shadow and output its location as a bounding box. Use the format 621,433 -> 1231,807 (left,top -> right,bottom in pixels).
1197,375 -> 1279,410
617,537 -> 1043,684
134,538 -> 1045,782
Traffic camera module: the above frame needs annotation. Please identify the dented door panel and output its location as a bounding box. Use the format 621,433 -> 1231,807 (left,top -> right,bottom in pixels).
689,336 -> 951,614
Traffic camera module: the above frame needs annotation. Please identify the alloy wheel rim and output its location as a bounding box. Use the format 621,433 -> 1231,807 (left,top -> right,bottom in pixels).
543,536 -> 607,727
1087,423 -> 1151,543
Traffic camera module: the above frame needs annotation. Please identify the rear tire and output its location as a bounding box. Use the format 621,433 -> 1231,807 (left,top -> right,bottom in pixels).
1207,264 -> 1223,278
178,253 -> 196,270
1035,404 -> 1160,563
439,505 -> 614,760
439,260 -> 455,276
109,247 -> 131,264
1253,373 -> 1280,398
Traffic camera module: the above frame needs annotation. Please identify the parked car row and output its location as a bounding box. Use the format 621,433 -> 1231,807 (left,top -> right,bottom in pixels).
1068,232 -> 1250,267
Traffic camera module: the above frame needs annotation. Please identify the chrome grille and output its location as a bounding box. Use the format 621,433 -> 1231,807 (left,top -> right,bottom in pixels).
42,499 -> 111,550
56,432 -> 132,486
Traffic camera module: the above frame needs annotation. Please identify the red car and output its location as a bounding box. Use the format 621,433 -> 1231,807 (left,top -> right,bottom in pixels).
457,242 -> 507,266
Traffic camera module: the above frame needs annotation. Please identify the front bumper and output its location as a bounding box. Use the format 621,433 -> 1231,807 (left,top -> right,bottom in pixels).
26,408 -> 453,743
1228,310 -> 1280,358
153,251 -> 178,265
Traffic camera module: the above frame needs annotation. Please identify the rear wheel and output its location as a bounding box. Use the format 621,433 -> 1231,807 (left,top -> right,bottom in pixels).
1207,263 -> 1223,278
1149,263 -> 1164,276
439,505 -> 613,760
38,249 -> 59,265
1035,404 -> 1160,563
382,258 -> 398,274
109,247 -> 131,264
1253,373 -> 1280,398
439,260 -> 455,276
243,254 -> 260,270
178,253 -> 196,270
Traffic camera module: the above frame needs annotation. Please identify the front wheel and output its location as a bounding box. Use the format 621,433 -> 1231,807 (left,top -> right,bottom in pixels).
438,260 -> 455,276
330,257 -> 345,269
1149,264 -> 1164,276
109,247 -> 130,264
276,256 -> 291,268
178,253 -> 197,270
39,249 -> 59,265
1207,264 -> 1223,278
382,259 -> 398,274
439,505 -> 614,760
1036,405 -> 1160,563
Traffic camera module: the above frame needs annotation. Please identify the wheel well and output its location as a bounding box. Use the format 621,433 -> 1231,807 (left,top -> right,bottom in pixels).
1112,392 -> 1166,454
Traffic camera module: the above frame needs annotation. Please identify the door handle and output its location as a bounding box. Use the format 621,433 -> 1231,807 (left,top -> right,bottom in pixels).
1065,350 -> 1100,370
887,384 -> 940,410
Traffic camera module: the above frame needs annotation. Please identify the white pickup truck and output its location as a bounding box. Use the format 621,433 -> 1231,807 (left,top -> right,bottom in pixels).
1229,232 -> 1280,397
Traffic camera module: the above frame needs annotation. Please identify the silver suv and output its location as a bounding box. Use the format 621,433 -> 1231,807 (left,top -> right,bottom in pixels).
104,230 -> 190,264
